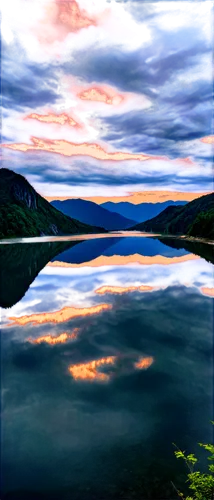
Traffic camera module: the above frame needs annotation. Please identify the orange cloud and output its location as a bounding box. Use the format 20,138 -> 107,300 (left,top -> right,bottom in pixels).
3,136 -> 150,161
21,108 -> 77,127
134,356 -> 154,370
61,76 -> 151,115
200,287 -> 214,298
55,0 -> 96,32
8,304 -> 112,326
90,284 -> 167,296
68,356 -> 116,382
200,136 -> 214,144
2,136 -> 201,172
48,253 -> 199,269
10,76 -> 149,144
17,107 -> 94,140
45,190 -> 209,204
28,328 -> 80,345
68,354 -> 155,382
44,189 -> 212,205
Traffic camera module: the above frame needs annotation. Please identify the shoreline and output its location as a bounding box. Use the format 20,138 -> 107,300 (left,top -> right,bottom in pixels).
153,233 -> 214,246
0,231 -> 213,246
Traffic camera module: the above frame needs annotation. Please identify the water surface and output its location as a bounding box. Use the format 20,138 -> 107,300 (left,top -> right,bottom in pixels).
1,235 -> 213,499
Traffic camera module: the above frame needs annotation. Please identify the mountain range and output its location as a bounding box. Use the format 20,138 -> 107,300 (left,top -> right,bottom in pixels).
0,168 -> 213,241
0,168 -> 103,238
101,200 -> 187,222
51,198 -> 136,230
131,193 -> 214,239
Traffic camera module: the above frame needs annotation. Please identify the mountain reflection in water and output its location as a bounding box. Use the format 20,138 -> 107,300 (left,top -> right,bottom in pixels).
1,235 -> 213,500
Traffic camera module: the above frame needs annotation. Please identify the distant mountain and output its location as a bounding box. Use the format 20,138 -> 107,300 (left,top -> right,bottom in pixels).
51,199 -> 136,230
101,201 -> 187,223
130,193 -> 214,240
0,169 -> 103,239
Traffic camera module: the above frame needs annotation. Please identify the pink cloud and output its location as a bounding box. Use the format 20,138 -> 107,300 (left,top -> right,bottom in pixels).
37,0 -> 97,44
200,136 -> 214,144
61,76 -> 151,114
2,137 -> 164,162
16,0 -> 133,60
10,76 -> 150,140
16,107 -> 95,140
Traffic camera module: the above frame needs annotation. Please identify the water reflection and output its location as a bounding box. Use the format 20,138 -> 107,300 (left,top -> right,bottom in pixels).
1,235 -> 213,500
1,234 -> 212,309
28,328 -> 80,345
68,356 -> 117,382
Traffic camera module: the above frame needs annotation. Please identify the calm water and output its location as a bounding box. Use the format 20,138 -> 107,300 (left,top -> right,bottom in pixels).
1,235 -> 213,499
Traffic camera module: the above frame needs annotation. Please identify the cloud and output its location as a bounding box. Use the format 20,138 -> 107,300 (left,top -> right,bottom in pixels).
201,287 -> 214,298
68,354 -> 154,382
201,136 -> 214,144
134,356 -> 154,370
68,355 -> 117,382
49,253 -> 199,269
2,99 -> 90,148
3,133 -> 200,173
56,14 -> 212,168
28,329 -> 80,345
1,75 -> 153,148
2,149 -> 212,202
8,303 -> 112,327
47,190 -> 210,204
2,137 -> 164,161
1,0 -> 152,65
3,5 -> 212,99
2,41 -> 60,110
95,284 -> 154,295
61,75 -> 152,116
1,0 -> 212,198
99,69 -> 212,154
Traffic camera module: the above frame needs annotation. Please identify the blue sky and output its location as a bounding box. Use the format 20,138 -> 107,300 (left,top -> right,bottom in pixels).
1,0 -> 213,202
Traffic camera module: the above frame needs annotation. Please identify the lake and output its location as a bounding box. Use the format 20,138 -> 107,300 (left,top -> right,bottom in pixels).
1,234 -> 213,499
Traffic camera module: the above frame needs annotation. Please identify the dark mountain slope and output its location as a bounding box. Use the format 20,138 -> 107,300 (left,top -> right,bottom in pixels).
0,169 -> 103,239
130,193 -> 214,239
51,198 -> 136,230
102,200 -> 187,223
157,237 -> 214,265
0,239 -> 82,308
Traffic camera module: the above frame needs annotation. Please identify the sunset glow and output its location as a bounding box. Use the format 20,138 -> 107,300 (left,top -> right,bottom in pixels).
199,285 -> 214,297
135,356 -> 154,370
78,86 -> 123,105
200,136 -> 214,144
92,284 -> 167,296
68,356 -> 117,382
50,191 -> 208,205
28,329 -> 80,345
47,254 -> 200,270
25,113 -> 79,127
4,303 -> 112,328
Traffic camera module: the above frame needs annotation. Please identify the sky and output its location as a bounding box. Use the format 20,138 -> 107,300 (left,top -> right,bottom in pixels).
1,0 -> 214,203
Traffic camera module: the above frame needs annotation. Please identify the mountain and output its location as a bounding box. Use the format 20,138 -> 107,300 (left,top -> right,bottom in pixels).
130,193 -> 214,239
0,169 -> 103,239
51,199 -> 136,230
101,201 -> 187,223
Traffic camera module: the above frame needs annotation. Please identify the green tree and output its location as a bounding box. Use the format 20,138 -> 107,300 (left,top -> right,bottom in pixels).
188,210 -> 214,239
172,422 -> 214,499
